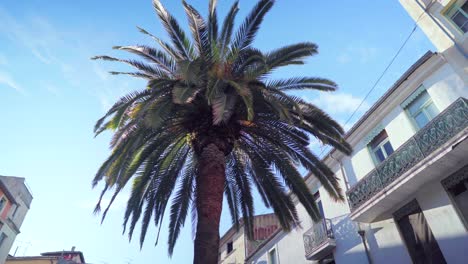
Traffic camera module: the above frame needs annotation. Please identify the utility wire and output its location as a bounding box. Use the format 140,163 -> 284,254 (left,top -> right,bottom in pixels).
317,8 -> 430,159
341,3 -> 430,130
341,25 -> 418,128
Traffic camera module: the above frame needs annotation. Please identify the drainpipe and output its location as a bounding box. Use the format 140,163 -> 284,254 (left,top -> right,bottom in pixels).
357,224 -> 373,264
414,0 -> 468,58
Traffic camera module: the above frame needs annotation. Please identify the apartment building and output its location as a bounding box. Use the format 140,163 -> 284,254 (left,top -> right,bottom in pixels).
0,176 -> 33,264
7,249 -> 86,264
231,0 -> 468,263
219,214 -> 280,264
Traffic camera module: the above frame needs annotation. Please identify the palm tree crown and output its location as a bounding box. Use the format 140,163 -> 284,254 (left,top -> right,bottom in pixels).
92,0 -> 352,258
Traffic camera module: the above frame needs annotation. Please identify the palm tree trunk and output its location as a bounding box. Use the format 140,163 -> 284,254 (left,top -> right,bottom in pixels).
194,143 -> 226,264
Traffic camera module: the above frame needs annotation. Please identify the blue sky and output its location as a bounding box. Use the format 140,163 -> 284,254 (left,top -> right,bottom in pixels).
0,1 -> 434,263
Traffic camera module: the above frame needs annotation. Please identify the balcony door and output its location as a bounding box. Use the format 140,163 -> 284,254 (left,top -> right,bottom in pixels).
442,164 -> 468,228
394,200 -> 446,264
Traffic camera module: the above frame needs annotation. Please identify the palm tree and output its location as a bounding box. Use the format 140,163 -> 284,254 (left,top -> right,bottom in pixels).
91,0 -> 352,263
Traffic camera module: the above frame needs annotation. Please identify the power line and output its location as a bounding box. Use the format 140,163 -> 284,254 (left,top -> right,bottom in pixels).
341,25 -> 418,128
316,9 -> 429,159
341,3 -> 430,130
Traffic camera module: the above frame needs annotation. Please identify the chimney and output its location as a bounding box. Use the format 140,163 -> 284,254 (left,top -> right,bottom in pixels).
71,246 -> 75,252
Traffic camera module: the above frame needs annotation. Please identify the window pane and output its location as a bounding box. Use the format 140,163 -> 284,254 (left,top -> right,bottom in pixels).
452,11 -> 468,32
370,130 -> 389,149
415,112 -> 430,128
269,249 -> 277,264
424,102 -> 439,120
374,149 -> 385,163
0,198 -> 5,212
463,2 -> 468,13
227,241 -> 233,253
407,91 -> 430,115
461,20 -> 468,33
383,141 -> 394,156
317,200 -> 324,218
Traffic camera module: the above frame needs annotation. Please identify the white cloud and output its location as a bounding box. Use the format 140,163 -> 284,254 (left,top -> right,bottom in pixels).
40,82 -> 60,96
0,72 -> 26,94
337,53 -> 351,64
357,46 -> 378,63
93,63 -> 109,81
0,7 -> 60,64
336,45 -> 378,64
339,120 -> 354,132
0,6 -> 145,112
99,97 -> 112,112
31,48 -> 52,64
308,92 -> 369,116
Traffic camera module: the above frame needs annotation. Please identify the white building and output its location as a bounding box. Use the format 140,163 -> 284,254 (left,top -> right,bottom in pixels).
0,176 -> 33,264
244,1 -> 468,263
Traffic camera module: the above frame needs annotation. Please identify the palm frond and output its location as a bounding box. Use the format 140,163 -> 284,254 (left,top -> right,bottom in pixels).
267,77 -> 337,91
219,1 -> 239,58
208,0 -> 218,46
91,55 -> 165,77
168,156 -> 196,255
231,0 -> 274,53
137,26 -> 185,61
183,1 -> 209,58
113,45 -> 176,74
152,0 -> 194,59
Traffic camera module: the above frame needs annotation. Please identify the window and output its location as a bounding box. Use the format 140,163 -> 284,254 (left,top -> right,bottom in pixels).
405,90 -> 439,129
444,0 -> 468,33
369,130 -> 394,164
0,233 -> 7,248
268,248 -> 278,264
0,197 -> 6,213
11,205 -> 19,219
313,191 -> 325,218
226,241 -> 233,254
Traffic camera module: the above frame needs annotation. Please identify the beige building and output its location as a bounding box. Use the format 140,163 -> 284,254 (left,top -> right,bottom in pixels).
0,176 -> 33,264
219,214 -> 280,264
7,250 -> 86,264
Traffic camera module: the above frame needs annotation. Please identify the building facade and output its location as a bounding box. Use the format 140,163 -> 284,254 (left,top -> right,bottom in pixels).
0,176 -> 33,264
7,249 -> 86,264
219,214 -> 280,264
238,1 -> 468,263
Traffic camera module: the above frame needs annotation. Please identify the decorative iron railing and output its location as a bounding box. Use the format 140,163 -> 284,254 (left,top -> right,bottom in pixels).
303,218 -> 334,256
347,97 -> 468,210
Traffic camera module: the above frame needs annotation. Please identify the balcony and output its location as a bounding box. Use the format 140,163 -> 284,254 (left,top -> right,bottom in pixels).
347,97 -> 468,222
303,218 -> 336,261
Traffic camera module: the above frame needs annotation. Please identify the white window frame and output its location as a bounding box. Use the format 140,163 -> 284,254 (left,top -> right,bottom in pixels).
443,0 -> 468,33
370,138 -> 393,164
404,90 -> 439,131
268,246 -> 279,264
367,130 -> 394,165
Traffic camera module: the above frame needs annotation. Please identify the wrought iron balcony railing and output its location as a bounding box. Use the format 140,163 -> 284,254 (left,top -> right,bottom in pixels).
347,97 -> 468,210
303,218 -> 334,257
